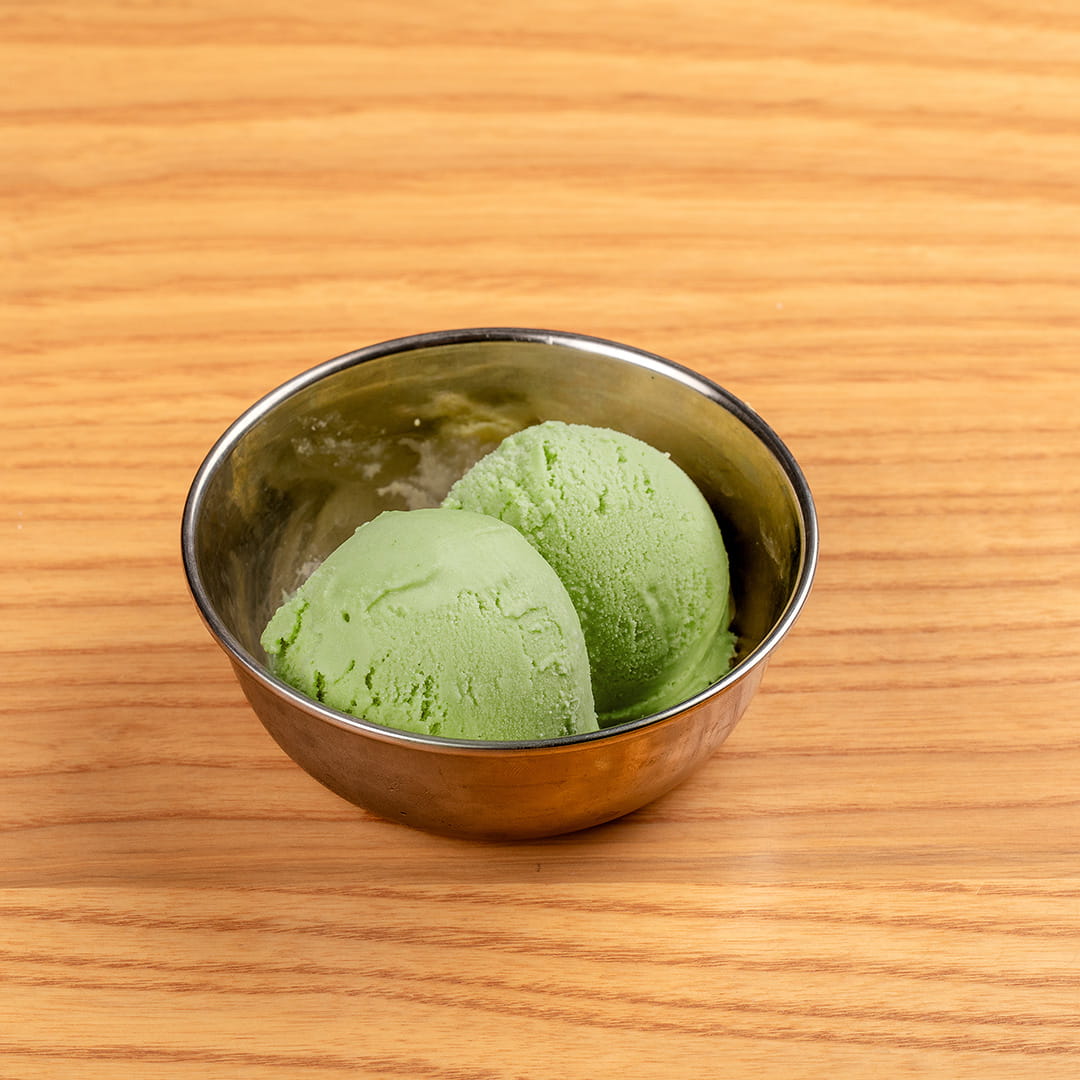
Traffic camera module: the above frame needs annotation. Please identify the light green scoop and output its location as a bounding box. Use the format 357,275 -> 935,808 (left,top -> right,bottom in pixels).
444,421 -> 735,725
261,508 -> 598,741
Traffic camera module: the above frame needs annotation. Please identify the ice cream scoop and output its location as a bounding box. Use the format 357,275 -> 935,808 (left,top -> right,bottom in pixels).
260,507 -> 598,741
443,421 -> 735,725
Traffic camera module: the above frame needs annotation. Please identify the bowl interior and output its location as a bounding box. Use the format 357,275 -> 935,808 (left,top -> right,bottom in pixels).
189,335 -> 811,692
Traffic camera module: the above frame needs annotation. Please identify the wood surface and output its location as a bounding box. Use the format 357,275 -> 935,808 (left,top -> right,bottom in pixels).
3,1 -> 1079,1076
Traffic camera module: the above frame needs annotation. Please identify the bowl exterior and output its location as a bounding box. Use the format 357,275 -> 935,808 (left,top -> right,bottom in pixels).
183,327 -> 817,839
234,658 -> 766,839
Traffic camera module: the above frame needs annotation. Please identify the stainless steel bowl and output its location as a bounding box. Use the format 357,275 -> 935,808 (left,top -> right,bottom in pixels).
182,328 -> 818,839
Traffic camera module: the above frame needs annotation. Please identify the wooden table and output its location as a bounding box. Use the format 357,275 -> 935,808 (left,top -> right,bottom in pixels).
4,2 -> 1079,1076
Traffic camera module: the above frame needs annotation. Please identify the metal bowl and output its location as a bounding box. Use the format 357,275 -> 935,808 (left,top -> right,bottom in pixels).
182,328 -> 818,839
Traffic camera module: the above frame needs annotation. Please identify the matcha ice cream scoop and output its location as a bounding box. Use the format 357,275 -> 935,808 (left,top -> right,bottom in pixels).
260,507 -> 598,741
444,421 -> 735,725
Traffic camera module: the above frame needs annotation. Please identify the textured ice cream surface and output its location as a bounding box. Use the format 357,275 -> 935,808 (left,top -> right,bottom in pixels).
260,508 -> 598,741
443,421 -> 735,725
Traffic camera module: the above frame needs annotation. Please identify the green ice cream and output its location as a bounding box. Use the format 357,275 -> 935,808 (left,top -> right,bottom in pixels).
443,421 -> 735,725
260,508 -> 598,740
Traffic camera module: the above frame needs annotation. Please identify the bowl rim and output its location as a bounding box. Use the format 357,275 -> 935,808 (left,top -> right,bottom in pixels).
181,326 -> 819,752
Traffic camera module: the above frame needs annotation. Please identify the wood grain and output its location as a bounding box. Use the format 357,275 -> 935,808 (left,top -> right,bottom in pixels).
3,1 -> 1079,1076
